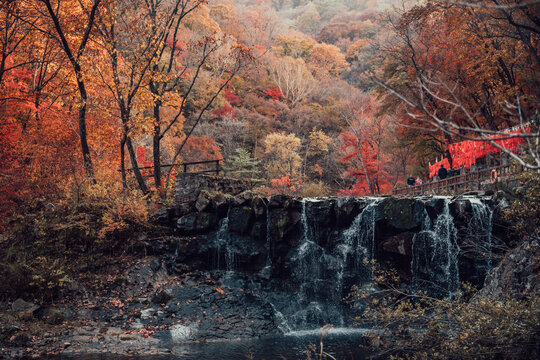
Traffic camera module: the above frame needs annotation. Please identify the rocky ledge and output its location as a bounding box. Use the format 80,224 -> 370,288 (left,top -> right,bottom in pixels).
154,192 -> 513,290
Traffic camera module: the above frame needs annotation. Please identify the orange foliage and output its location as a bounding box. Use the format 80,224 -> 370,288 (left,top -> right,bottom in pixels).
339,102 -> 392,196
263,87 -> 285,101
175,135 -> 223,173
268,174 -> 303,196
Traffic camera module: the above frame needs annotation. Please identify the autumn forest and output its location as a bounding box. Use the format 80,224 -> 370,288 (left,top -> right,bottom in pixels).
1,0 -> 539,216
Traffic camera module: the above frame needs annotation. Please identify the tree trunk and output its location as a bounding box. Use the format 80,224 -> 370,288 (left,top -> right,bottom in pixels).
153,101 -> 162,190
120,133 -> 127,189
121,112 -> 148,194
78,100 -> 94,177
42,0 -> 101,180
126,134 -> 148,194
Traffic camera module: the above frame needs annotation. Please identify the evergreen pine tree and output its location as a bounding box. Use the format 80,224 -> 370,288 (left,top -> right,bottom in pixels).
224,148 -> 260,179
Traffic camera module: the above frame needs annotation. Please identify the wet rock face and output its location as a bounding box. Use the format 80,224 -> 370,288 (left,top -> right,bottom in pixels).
381,232 -> 414,257
479,239 -> 540,299
166,194 -> 507,293
148,194 -> 510,333
380,198 -> 422,231
228,206 -> 254,234
176,212 -> 218,234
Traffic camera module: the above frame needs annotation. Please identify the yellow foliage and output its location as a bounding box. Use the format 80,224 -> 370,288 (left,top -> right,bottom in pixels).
263,132 -> 302,179
273,35 -> 317,59
63,167 -> 149,240
308,128 -> 331,153
301,182 -> 330,197
184,5 -> 221,35
309,43 -> 350,77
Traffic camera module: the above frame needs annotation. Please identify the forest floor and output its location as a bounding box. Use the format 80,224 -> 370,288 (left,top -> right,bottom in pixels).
0,255 -> 279,359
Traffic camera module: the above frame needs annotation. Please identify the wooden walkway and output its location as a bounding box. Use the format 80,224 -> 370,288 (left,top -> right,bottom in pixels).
393,163 -> 523,196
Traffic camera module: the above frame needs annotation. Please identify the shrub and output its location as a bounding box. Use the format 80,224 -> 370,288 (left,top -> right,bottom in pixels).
1,168 -> 151,300
268,174 -> 303,196
349,262 -> 540,359
301,181 -> 330,197
60,167 -> 149,243
504,170 -> 540,236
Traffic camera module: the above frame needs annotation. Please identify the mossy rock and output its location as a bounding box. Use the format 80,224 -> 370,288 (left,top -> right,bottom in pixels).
381,198 -> 421,231
229,206 -> 254,235
46,309 -> 66,325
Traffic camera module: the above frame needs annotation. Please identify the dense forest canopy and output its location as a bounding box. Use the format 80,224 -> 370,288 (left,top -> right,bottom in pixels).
1,0 -> 538,222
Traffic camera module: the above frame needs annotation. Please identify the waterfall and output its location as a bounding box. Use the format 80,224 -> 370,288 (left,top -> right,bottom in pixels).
336,199 -> 380,296
293,199 -> 324,281
215,206 -> 236,272
275,198 -> 382,331
203,195 -> 496,334
340,199 -> 380,266
468,198 -> 494,271
215,217 -> 226,269
411,198 -> 460,298
289,198 -> 334,329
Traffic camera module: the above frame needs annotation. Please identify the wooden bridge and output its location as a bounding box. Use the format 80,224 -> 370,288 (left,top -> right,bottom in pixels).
392,163 -> 523,196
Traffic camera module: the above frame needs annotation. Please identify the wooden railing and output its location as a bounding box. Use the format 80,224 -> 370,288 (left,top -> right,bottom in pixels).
392,163 -> 523,196
127,159 -> 223,177
180,159 -> 222,175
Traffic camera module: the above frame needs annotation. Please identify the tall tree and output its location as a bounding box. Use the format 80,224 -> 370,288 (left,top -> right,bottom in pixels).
96,0 -> 193,193
38,0 -> 103,178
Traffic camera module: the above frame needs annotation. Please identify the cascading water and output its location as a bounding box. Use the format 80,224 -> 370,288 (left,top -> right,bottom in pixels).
339,199 -> 380,268
288,198 -> 338,329
335,199 -> 380,301
215,217 -> 227,269
468,198 -> 494,271
411,198 -> 460,298
215,206 -> 237,273
271,198 -> 382,331
205,196 -> 496,336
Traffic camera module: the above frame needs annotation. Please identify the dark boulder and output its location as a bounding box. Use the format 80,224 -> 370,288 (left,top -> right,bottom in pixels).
381,232 -> 415,256
151,208 -> 170,226
424,198 -> 446,220
268,208 -> 301,243
381,198 -> 422,231
177,212 -> 218,234
228,206 -> 254,235
152,290 -> 173,305
12,299 -> 39,317
231,191 -> 253,207
195,191 -> 212,212
449,199 -> 473,225
172,203 -> 195,218
211,193 -> 229,218
334,197 -> 360,227
252,197 -> 268,219
478,239 -> 540,299
268,194 -> 290,208
304,199 -> 335,247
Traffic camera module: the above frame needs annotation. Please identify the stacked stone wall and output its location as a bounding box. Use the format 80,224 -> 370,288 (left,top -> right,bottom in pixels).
175,173 -> 251,203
